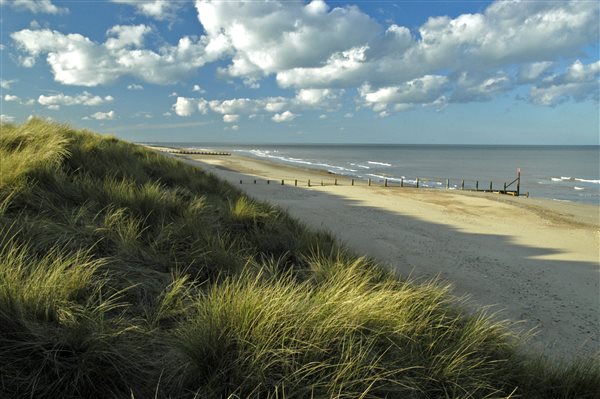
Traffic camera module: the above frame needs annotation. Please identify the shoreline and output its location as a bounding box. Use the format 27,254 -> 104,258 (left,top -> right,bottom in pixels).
148,145 -> 599,359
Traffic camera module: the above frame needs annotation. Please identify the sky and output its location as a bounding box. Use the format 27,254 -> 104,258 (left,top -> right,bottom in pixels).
0,0 -> 598,144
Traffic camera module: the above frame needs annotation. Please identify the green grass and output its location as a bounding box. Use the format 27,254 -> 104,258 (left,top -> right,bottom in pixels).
0,118 -> 598,398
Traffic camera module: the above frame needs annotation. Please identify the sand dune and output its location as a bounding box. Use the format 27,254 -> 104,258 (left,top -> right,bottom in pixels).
154,148 -> 599,360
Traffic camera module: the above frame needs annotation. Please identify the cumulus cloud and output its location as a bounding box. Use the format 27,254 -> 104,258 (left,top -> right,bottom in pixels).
223,114 -> 239,123
11,24 -> 227,86
197,0 -> 381,84
173,97 -> 197,117
111,0 -> 183,21
195,0 -> 598,95
272,111 -> 297,123
0,114 -> 15,123
192,84 -> 205,93
86,110 -> 115,120
4,94 -> 20,102
38,91 -> 114,108
360,75 -> 449,112
529,60 -> 600,106
1,0 -> 68,14
127,84 -> 143,90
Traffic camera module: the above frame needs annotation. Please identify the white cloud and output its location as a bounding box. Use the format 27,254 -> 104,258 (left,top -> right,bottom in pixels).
47,104 -> 60,110
0,114 -> 15,123
518,62 -> 554,83
11,25 -> 227,86
1,0 -> 68,14
4,94 -> 20,102
223,114 -> 239,123
111,0 -> 183,21
344,112 -> 353,118
360,75 -> 449,112
38,91 -> 114,107
173,97 -> 196,117
272,111 -> 297,123
127,84 -> 143,90
192,84 -> 205,93
529,60 -> 600,106
88,110 -> 115,120
105,25 -> 151,50
196,0 -> 381,84
319,114 -> 327,119
0,79 -> 16,89
231,125 -> 239,131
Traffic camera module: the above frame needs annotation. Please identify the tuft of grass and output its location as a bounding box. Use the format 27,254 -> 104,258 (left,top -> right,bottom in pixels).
0,119 -> 598,398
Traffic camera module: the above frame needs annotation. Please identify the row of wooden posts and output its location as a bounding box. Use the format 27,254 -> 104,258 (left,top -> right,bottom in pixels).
239,172 -> 524,197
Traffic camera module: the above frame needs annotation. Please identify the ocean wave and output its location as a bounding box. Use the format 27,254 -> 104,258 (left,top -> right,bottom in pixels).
367,161 -> 392,166
575,178 -> 600,184
350,163 -> 371,169
239,149 -> 358,174
550,176 -> 599,184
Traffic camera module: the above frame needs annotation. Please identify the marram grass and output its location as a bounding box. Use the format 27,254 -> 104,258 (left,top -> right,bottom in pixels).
0,119 -> 598,398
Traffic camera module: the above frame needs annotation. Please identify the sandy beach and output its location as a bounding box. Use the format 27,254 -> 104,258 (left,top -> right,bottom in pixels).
152,147 -> 599,360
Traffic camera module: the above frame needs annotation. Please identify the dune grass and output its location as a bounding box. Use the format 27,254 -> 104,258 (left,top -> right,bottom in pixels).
0,119 -> 598,398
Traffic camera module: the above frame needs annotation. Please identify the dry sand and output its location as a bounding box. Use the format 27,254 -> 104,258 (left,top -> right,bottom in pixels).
154,147 -> 599,360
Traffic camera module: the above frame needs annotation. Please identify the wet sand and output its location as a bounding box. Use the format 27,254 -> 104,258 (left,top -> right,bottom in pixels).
151,146 -> 600,360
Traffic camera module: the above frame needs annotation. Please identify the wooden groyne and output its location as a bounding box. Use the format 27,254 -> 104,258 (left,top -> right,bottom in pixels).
162,149 -> 230,156
237,170 -> 527,197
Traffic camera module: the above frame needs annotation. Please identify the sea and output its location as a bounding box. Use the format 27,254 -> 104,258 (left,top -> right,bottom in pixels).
151,144 -> 600,205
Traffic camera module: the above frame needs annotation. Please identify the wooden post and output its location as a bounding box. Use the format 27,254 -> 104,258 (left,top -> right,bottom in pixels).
295,179 -> 297,187
384,179 -> 388,187
267,180 -> 270,185
503,182 -> 507,192
368,178 -> 371,186
517,169 -> 521,196
526,191 -> 529,198
254,179 -> 257,184
308,179 -> 311,187
461,180 -> 464,190
446,179 -> 449,189
240,180 -> 242,184
320,180 -> 323,186
351,179 -> 354,186
416,178 -> 419,188
334,178 -> 337,186
476,180 -> 479,191
281,179 -> 284,185
401,178 -> 404,187
489,181 -> 492,191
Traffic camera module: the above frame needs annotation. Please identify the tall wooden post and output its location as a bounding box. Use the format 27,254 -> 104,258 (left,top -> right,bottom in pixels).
416,178 -> 419,188
281,179 -> 284,185
489,181 -> 492,191
295,179 -> 297,187
517,168 -> 521,196
368,178 -> 371,186
461,180 -> 464,190
476,180 -> 479,191
384,179 -> 388,187
351,179 -> 354,186
308,179 -> 311,187
401,178 -> 404,187
334,178 -> 337,186
446,179 -> 449,189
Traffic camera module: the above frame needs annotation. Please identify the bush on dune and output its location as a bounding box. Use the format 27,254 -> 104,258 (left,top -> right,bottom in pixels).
0,119 -> 597,398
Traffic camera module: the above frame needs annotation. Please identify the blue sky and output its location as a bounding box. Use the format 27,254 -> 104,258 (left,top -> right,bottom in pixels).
1,0 -> 598,144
